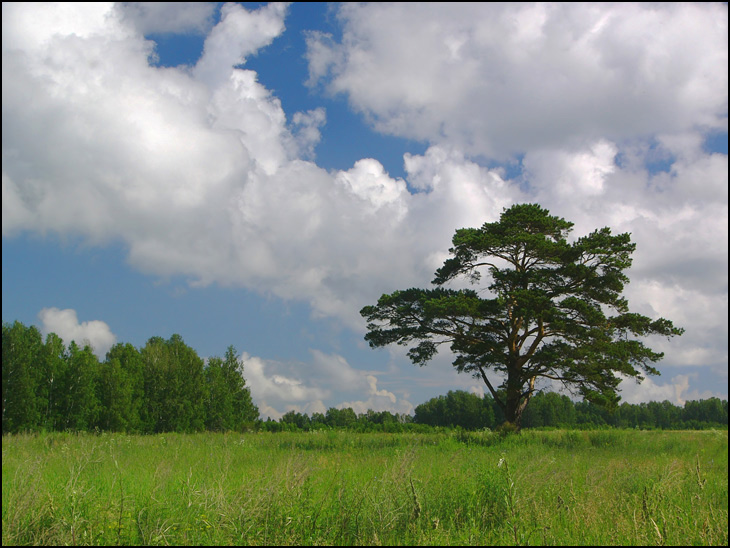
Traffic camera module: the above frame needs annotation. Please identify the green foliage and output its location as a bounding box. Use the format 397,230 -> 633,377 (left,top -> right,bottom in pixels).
414,390 -> 494,429
102,343 -> 144,432
497,421 -> 520,437
57,342 -> 101,431
96,356 -> 134,432
2,319 -> 722,436
521,391 -> 577,428
1,322 -> 259,434
2,321 -> 43,432
37,332 -> 66,430
261,389 -> 726,432
326,406 -> 357,428
411,390 -> 726,431
144,334 -> 207,433
362,203 -> 684,427
205,346 -> 258,431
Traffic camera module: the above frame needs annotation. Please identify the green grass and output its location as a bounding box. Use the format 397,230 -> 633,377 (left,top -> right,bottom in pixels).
2,429 -> 727,545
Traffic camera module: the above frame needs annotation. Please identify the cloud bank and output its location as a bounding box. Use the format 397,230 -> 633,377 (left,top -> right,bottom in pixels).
244,349 -> 413,420
307,3 -> 727,158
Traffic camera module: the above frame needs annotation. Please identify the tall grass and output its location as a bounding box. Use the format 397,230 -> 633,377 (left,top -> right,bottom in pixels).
2,429 -> 727,545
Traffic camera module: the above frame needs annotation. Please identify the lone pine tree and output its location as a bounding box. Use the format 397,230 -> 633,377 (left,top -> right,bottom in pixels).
361,203 -> 683,428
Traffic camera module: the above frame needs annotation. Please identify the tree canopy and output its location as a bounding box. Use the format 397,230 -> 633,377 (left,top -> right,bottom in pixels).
2,322 -> 259,434
361,203 -> 684,428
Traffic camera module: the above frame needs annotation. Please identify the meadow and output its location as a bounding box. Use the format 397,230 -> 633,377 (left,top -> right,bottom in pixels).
2,429 -> 727,546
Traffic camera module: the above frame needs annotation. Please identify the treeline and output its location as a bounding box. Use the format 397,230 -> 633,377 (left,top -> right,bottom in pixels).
259,407 -> 414,433
2,321 -> 258,434
4,320 -> 727,434
259,390 -> 728,432
414,390 -> 728,430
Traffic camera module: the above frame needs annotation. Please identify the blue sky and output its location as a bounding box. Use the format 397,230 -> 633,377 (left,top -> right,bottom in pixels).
2,3 -> 728,418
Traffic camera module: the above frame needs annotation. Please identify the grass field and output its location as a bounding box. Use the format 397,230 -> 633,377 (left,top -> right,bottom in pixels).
2,429 -> 727,546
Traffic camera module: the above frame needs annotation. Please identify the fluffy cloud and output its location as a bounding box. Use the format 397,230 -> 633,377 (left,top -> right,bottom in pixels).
307,3 -> 727,158
242,349 -> 413,420
193,2 -> 287,88
116,2 -> 217,36
2,3 -> 514,330
618,373 -> 728,406
38,308 -> 117,358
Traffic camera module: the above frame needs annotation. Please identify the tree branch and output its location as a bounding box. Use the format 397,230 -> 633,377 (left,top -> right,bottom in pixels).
476,364 -> 504,411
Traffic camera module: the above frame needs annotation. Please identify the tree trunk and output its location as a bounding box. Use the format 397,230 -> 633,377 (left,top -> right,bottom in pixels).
504,371 -> 533,430
504,395 -> 526,430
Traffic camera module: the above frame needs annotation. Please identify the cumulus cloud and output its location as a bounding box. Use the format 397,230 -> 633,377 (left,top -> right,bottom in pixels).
2,3 -> 516,332
117,2 -> 217,36
38,308 -> 117,358
618,373 -> 728,407
243,354 -> 329,417
243,349 -> 413,420
193,2 -> 288,88
2,3 -> 727,409
337,374 -> 414,417
307,3 -> 727,158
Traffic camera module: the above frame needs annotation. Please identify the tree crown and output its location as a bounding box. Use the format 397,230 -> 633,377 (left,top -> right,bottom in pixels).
361,203 -> 683,426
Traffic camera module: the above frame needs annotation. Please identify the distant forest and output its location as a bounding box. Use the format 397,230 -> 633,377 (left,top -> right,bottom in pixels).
3,320 -> 727,434
2,321 -> 258,434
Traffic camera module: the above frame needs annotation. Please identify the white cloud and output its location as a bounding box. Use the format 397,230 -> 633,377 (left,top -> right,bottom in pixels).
290,107 -> 327,160
242,349 -> 414,420
307,3 -> 727,158
335,158 -> 408,212
2,2 -> 123,54
522,140 -> 618,198
243,354 -> 328,408
117,2 -> 217,36
193,2 -> 288,88
338,373 -> 415,416
617,373 -> 727,407
38,308 -> 117,358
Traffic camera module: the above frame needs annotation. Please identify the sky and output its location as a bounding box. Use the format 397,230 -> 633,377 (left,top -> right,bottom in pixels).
2,2 -> 728,419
